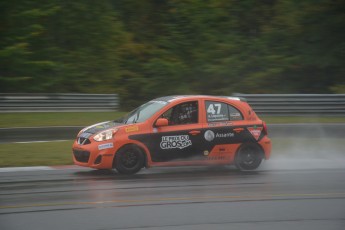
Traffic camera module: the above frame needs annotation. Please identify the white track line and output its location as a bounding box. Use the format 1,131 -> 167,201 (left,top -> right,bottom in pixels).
14,140 -> 70,144
0,166 -> 54,172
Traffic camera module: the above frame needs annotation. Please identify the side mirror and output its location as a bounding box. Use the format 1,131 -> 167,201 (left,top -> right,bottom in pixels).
155,118 -> 169,127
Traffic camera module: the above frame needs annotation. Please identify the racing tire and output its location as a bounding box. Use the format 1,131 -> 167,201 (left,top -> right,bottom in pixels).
114,145 -> 144,175
235,143 -> 263,171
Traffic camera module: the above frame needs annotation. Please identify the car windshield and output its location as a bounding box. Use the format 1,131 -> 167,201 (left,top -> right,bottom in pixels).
118,100 -> 168,124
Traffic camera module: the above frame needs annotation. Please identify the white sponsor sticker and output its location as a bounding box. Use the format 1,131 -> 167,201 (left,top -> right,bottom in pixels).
247,127 -> 263,141
216,132 -> 234,138
151,100 -> 167,105
204,130 -> 215,142
160,135 -> 192,149
204,130 -> 234,141
98,143 -> 114,150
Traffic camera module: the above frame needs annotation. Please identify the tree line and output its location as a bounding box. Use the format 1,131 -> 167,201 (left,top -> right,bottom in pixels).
1,0 -> 344,109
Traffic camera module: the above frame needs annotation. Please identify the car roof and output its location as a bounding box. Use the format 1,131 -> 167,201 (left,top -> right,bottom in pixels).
153,95 -> 247,103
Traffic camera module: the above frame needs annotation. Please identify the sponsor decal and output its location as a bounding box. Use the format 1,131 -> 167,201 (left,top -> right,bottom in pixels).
216,132 -> 234,138
207,114 -> 227,121
153,128 -> 158,133
98,143 -> 114,150
125,126 -> 139,133
204,130 -> 234,141
207,103 -> 229,122
202,156 -> 226,161
207,121 -> 232,127
203,150 -> 209,156
151,100 -> 167,105
160,135 -> 192,149
204,130 -> 215,141
247,127 -> 263,141
230,112 -> 241,120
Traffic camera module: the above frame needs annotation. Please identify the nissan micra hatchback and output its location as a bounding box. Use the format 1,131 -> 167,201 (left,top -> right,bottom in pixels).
72,95 -> 271,174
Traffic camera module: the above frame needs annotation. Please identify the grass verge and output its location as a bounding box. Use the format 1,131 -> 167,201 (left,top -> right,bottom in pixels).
0,140 -> 73,167
1,137 -> 344,167
0,112 -> 344,128
0,112 -> 127,128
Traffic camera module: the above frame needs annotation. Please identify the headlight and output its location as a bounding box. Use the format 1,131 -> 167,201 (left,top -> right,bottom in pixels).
93,128 -> 118,142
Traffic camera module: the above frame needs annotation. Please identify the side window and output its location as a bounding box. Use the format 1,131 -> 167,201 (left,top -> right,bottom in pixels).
205,101 -> 244,122
228,105 -> 243,121
161,101 -> 198,125
205,101 -> 229,122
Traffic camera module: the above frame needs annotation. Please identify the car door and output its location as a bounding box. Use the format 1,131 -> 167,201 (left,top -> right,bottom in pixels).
201,100 -> 253,148
141,100 -> 205,162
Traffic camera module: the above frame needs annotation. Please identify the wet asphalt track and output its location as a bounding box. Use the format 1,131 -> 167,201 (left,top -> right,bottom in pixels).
1,164 -> 345,230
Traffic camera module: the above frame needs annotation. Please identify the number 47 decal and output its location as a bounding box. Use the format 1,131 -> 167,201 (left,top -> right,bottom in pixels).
207,103 -> 221,115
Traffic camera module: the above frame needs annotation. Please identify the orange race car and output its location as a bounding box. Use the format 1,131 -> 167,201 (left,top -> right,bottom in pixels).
72,95 -> 271,174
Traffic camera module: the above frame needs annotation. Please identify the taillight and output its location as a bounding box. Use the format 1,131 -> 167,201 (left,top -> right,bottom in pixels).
263,121 -> 268,135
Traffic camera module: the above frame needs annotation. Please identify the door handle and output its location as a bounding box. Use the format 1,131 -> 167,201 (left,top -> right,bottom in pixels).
189,130 -> 201,135
233,128 -> 244,133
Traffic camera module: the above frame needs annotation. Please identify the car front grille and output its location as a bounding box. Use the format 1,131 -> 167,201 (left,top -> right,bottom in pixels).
73,149 -> 90,163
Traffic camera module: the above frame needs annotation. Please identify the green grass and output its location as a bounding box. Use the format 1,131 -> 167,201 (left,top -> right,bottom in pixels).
0,140 -> 74,167
1,137 -> 344,167
0,112 -> 127,128
0,112 -> 344,128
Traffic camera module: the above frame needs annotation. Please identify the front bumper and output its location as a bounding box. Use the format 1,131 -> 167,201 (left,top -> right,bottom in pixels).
72,140 -> 115,169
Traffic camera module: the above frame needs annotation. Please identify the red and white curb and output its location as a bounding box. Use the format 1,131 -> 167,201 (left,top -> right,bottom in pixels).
0,165 -> 80,173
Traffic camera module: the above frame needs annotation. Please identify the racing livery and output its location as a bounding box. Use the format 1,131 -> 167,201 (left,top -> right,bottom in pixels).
72,95 -> 271,174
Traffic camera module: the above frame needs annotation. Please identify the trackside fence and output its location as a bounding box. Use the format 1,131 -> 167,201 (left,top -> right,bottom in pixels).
1,93 -> 345,115
0,93 -> 119,112
233,94 -> 345,116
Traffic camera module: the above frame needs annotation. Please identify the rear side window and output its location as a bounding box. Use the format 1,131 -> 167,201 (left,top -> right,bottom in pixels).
205,101 -> 229,122
228,105 -> 243,121
205,101 -> 243,122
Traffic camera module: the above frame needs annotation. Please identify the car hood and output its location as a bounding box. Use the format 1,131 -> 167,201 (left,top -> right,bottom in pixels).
80,121 -> 124,135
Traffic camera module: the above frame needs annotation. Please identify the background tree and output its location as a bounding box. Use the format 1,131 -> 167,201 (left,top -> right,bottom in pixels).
1,0 -> 344,109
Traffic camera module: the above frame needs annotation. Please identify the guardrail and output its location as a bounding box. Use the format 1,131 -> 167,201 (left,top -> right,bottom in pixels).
1,93 -> 344,115
0,93 -> 119,112
233,94 -> 345,116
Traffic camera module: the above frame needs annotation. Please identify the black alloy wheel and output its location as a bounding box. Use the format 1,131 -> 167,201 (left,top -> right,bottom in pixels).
115,145 -> 144,174
235,143 -> 263,171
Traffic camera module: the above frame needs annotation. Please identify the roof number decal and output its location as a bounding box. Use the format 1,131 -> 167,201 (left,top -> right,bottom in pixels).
206,102 -> 229,122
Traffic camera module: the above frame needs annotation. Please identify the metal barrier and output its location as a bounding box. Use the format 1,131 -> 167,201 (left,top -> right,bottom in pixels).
233,94 -> 345,116
0,93 -> 119,112
1,93 -> 344,115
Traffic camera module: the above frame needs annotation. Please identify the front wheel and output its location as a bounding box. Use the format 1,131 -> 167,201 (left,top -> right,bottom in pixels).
114,145 -> 144,174
235,143 -> 263,171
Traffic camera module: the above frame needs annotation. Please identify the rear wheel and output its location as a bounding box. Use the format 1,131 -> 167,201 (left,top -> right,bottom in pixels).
114,145 -> 144,174
235,143 -> 263,171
